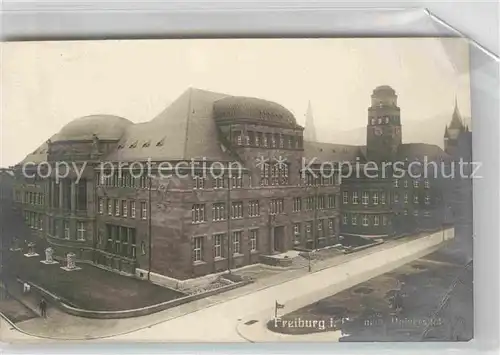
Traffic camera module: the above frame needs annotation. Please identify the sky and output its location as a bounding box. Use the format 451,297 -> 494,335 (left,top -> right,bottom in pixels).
1,38 -> 470,167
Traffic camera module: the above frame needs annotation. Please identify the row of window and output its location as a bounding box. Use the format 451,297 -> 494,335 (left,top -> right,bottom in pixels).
18,191 -> 45,206
24,211 -> 43,230
192,195 -> 338,223
47,217 -> 87,240
293,218 -> 337,243
342,191 -> 431,205
104,224 -> 138,259
97,198 -> 148,220
393,179 -> 430,188
342,210 -> 432,226
193,229 -> 259,262
369,116 -> 398,125
193,175 -> 243,190
304,173 -> 339,187
260,163 -> 289,186
234,131 -> 303,150
96,172 -> 149,189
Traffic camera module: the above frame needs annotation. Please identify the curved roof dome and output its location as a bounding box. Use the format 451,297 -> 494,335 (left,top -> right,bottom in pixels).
53,115 -> 133,141
213,96 -> 298,128
373,85 -> 396,93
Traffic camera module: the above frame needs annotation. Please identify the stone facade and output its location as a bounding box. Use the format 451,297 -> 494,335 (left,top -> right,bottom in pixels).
10,86 -> 463,281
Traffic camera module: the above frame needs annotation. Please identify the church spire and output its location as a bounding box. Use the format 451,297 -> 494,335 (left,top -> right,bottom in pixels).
450,96 -> 465,130
304,101 -> 317,142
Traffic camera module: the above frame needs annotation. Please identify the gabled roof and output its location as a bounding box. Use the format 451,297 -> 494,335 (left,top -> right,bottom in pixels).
105,88 -> 234,162
303,141 -> 363,163
397,143 -> 449,162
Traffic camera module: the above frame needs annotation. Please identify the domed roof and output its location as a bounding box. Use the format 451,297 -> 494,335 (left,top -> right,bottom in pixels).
373,85 -> 396,93
213,96 -> 298,128
53,115 -> 133,141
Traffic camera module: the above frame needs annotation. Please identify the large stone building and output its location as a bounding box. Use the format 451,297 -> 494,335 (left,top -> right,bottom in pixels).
335,86 -> 453,238
9,85 -> 463,282
11,88 -> 341,282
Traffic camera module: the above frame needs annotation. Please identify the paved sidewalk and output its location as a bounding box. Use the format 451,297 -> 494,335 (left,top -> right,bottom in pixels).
1,232 -> 446,341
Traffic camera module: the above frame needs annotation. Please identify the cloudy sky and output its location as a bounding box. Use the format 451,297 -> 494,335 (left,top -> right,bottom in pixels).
1,38 -> 470,167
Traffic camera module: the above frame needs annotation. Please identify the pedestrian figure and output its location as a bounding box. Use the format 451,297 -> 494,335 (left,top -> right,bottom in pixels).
39,298 -> 47,317
23,282 -> 30,294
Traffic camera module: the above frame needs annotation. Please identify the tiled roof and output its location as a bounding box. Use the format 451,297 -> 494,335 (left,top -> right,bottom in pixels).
303,141 -> 363,163
105,88 -> 234,162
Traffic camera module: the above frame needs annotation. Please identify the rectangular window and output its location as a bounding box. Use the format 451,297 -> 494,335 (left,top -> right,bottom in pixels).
374,215 -> 380,226
231,176 -> 243,189
64,221 -> 70,239
362,215 -> 369,226
383,215 -> 388,225
414,194 -> 419,204
328,195 -> 336,209
393,179 -> 399,188
212,203 -> 226,221
108,199 -> 113,216
250,229 -> 258,251
122,200 -> 127,217
394,193 -> 399,203
362,191 -> 369,205
232,231 -> 241,254
293,223 -> 301,243
192,204 -> 206,223
424,211 -> 431,217
424,179 -> 430,189
343,191 -> 348,204
317,195 -> 325,210
213,233 -> 224,258
413,179 -> 419,188
141,202 -> 147,220
115,199 -> 120,216
404,180 -> 408,188
193,236 -> 203,262
404,209 -> 408,216
413,210 -> 419,216
352,191 -> 359,204
213,177 -> 225,189
248,200 -> 260,217
98,198 -> 104,214
77,222 -> 86,241
270,198 -> 284,215
404,193 -> 408,204
231,201 -> 244,219
351,215 -> 357,226
193,175 -> 205,190
328,218 -> 334,230
342,214 -> 348,225
306,222 -> 313,240
373,192 -> 379,205
381,193 -> 386,205
305,196 -> 315,211
130,201 -> 136,218
293,197 -> 302,212
425,194 -> 430,205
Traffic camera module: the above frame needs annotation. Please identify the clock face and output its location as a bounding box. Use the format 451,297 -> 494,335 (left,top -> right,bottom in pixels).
374,127 -> 383,136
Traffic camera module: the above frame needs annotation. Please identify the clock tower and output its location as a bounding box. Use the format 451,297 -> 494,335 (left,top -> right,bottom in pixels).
366,85 -> 402,161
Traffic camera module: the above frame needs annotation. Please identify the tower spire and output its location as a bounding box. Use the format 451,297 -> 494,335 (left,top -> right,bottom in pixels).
304,100 -> 317,142
450,96 -> 464,130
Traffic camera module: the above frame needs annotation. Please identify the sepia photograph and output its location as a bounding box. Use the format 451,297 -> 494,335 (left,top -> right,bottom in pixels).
0,38 -> 473,342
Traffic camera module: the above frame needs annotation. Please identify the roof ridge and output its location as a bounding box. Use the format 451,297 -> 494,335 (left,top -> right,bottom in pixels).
182,88 -> 194,159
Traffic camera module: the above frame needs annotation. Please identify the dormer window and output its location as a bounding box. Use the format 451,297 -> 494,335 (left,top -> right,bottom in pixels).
156,137 -> 165,147
117,145 -> 124,149
142,140 -> 151,148
129,141 -> 138,148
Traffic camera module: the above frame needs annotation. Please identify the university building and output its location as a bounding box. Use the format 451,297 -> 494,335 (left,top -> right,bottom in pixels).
9,86 -> 466,282
11,88 -> 341,281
